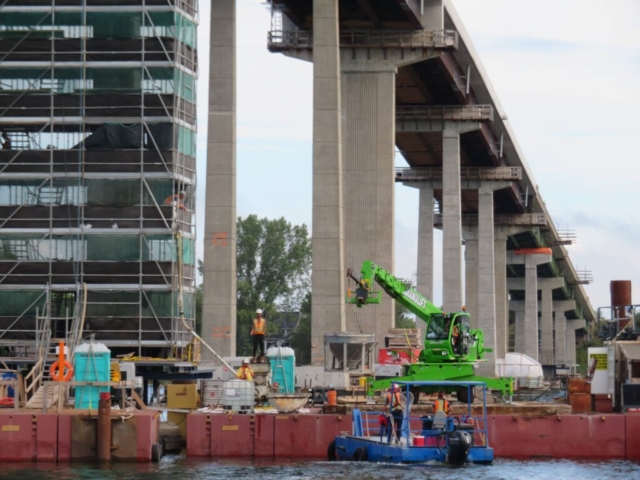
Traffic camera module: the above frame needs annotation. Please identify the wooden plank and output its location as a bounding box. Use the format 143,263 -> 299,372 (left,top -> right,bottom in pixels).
131,390 -> 148,410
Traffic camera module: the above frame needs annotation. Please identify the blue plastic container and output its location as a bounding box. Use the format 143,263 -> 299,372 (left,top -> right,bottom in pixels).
74,342 -> 111,410
267,347 -> 296,394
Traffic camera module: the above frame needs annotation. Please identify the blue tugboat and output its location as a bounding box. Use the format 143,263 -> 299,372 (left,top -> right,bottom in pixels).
328,381 -> 494,465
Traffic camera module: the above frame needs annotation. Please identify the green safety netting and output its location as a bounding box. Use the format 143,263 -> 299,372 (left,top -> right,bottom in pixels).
0,11 -> 196,47
0,67 -> 195,101
0,234 -> 195,264
0,290 -> 47,316
85,290 -> 194,318
0,179 -> 176,207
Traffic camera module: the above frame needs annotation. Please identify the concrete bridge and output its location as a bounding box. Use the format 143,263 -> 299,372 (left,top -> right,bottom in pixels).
203,0 -> 594,376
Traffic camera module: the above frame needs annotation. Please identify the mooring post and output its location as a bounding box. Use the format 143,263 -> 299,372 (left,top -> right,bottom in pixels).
97,392 -> 112,462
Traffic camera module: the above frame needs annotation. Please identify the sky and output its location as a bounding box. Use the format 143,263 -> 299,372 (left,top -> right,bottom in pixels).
194,0 -> 640,312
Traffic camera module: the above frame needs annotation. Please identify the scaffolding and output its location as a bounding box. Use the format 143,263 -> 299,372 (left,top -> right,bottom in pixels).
0,0 -> 198,357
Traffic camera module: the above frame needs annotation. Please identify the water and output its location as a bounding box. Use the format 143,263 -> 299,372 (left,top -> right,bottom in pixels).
0,456 -> 639,480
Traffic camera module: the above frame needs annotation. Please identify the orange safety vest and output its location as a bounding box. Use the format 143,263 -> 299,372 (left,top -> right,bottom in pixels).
236,365 -> 253,381
452,325 -> 460,337
386,392 -> 403,411
434,398 -> 450,413
251,318 -> 266,335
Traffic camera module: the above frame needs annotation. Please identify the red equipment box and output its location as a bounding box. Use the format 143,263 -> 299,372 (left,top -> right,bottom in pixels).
378,348 -> 422,365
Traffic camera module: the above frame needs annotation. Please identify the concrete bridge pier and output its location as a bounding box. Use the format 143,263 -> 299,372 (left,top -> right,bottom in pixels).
202,0 -> 237,358
566,319 -> 586,368
310,0 -> 346,366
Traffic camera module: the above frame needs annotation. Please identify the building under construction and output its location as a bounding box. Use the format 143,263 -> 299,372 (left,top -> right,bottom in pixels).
0,0 -> 198,358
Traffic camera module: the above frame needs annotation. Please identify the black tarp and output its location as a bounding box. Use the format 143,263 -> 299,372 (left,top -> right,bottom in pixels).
78,123 -> 173,150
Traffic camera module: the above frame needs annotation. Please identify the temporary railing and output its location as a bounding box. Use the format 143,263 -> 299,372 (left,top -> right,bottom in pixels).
395,166 -> 521,182
396,105 -> 494,123
268,28 -> 458,51
434,213 -> 547,227
357,409 -> 488,448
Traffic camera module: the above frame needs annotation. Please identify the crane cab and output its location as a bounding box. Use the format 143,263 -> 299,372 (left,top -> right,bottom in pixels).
421,313 -> 473,363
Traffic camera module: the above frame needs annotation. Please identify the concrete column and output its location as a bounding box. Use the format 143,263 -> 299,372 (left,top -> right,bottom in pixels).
514,310 -> 525,353
342,67 -> 395,349
554,311 -> 566,365
202,0 -> 236,358
476,186 -> 498,375
463,230 -> 478,320
416,186 -> 434,342
417,187 -> 434,299
566,319 -> 586,367
540,288 -> 554,365
494,232 -> 508,360
311,0 -> 345,365
524,255 -> 539,360
442,128 -> 463,312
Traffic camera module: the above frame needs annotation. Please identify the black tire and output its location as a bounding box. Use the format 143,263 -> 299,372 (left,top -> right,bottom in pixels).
354,446 -> 368,461
327,440 -> 337,461
457,387 -> 475,404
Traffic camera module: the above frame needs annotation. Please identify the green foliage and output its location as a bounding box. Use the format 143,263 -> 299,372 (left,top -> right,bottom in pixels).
289,292 -> 312,365
395,301 -> 417,329
236,215 -> 311,355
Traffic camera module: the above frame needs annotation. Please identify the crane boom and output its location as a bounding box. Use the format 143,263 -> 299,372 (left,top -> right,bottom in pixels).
347,260 -> 442,322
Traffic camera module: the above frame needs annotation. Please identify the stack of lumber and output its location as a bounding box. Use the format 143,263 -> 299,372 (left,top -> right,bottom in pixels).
386,328 -> 421,348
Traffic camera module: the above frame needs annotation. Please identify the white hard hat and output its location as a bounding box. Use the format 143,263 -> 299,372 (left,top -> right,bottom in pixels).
242,358 -> 250,365
256,308 -> 263,314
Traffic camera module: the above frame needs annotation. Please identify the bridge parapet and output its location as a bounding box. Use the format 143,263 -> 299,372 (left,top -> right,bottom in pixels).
396,165 -> 520,182
267,28 -> 458,52
434,212 -> 546,227
396,105 -> 493,122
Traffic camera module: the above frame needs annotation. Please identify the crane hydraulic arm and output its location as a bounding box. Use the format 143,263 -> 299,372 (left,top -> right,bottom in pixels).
347,260 -> 442,320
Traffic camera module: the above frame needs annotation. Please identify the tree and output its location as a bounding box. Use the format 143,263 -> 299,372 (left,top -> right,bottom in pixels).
236,215 -> 311,355
395,303 -> 417,329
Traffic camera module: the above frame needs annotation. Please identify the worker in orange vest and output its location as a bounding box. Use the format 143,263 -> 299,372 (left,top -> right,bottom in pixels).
452,322 -> 461,354
434,391 -> 451,414
385,384 -> 404,442
164,191 -> 187,210
251,308 -> 266,360
236,358 -> 254,381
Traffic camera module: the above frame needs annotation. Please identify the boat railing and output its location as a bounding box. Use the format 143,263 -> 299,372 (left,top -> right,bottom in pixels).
357,410 -> 489,447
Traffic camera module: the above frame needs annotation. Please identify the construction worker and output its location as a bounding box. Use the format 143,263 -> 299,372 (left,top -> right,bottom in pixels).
385,384 -> 404,442
236,358 -> 254,381
1,132 -> 11,150
452,320 -> 461,354
434,391 -> 451,415
164,190 -> 187,210
251,308 -> 266,360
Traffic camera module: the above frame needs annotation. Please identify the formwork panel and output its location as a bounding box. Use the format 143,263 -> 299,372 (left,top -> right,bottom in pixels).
0,414 -> 35,462
36,414 -> 58,462
488,415 -> 625,459
273,415 -> 348,458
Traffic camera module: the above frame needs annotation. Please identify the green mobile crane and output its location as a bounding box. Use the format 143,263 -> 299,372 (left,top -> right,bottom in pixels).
347,260 -> 514,401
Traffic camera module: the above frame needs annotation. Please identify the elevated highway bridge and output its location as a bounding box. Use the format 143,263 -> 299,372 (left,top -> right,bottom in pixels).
204,0 -> 593,376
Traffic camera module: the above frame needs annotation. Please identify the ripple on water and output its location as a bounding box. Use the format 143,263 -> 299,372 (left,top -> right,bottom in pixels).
0,456 -> 639,480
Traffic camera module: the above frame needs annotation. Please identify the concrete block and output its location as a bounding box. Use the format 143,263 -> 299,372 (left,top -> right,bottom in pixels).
314,110 -> 343,143
208,79 -> 235,110
313,205 -> 344,239
313,142 -> 342,174
210,20 -> 235,48
208,113 -> 236,144
204,142 -> 236,175
312,239 -> 345,273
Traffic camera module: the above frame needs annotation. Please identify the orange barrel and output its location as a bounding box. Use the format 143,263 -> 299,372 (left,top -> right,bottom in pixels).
413,436 -> 425,446
327,389 -> 337,406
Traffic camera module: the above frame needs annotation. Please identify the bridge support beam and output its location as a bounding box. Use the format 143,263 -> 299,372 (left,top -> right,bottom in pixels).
310,0 -> 345,365
555,311 -> 567,366
203,0 -> 237,358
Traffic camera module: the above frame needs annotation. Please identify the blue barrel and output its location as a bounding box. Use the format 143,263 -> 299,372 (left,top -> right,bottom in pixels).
267,347 -> 296,394
74,343 -> 111,410
1,372 -> 16,398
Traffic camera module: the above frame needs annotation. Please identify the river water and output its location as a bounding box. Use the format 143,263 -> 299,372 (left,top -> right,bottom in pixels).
0,456 -> 639,480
